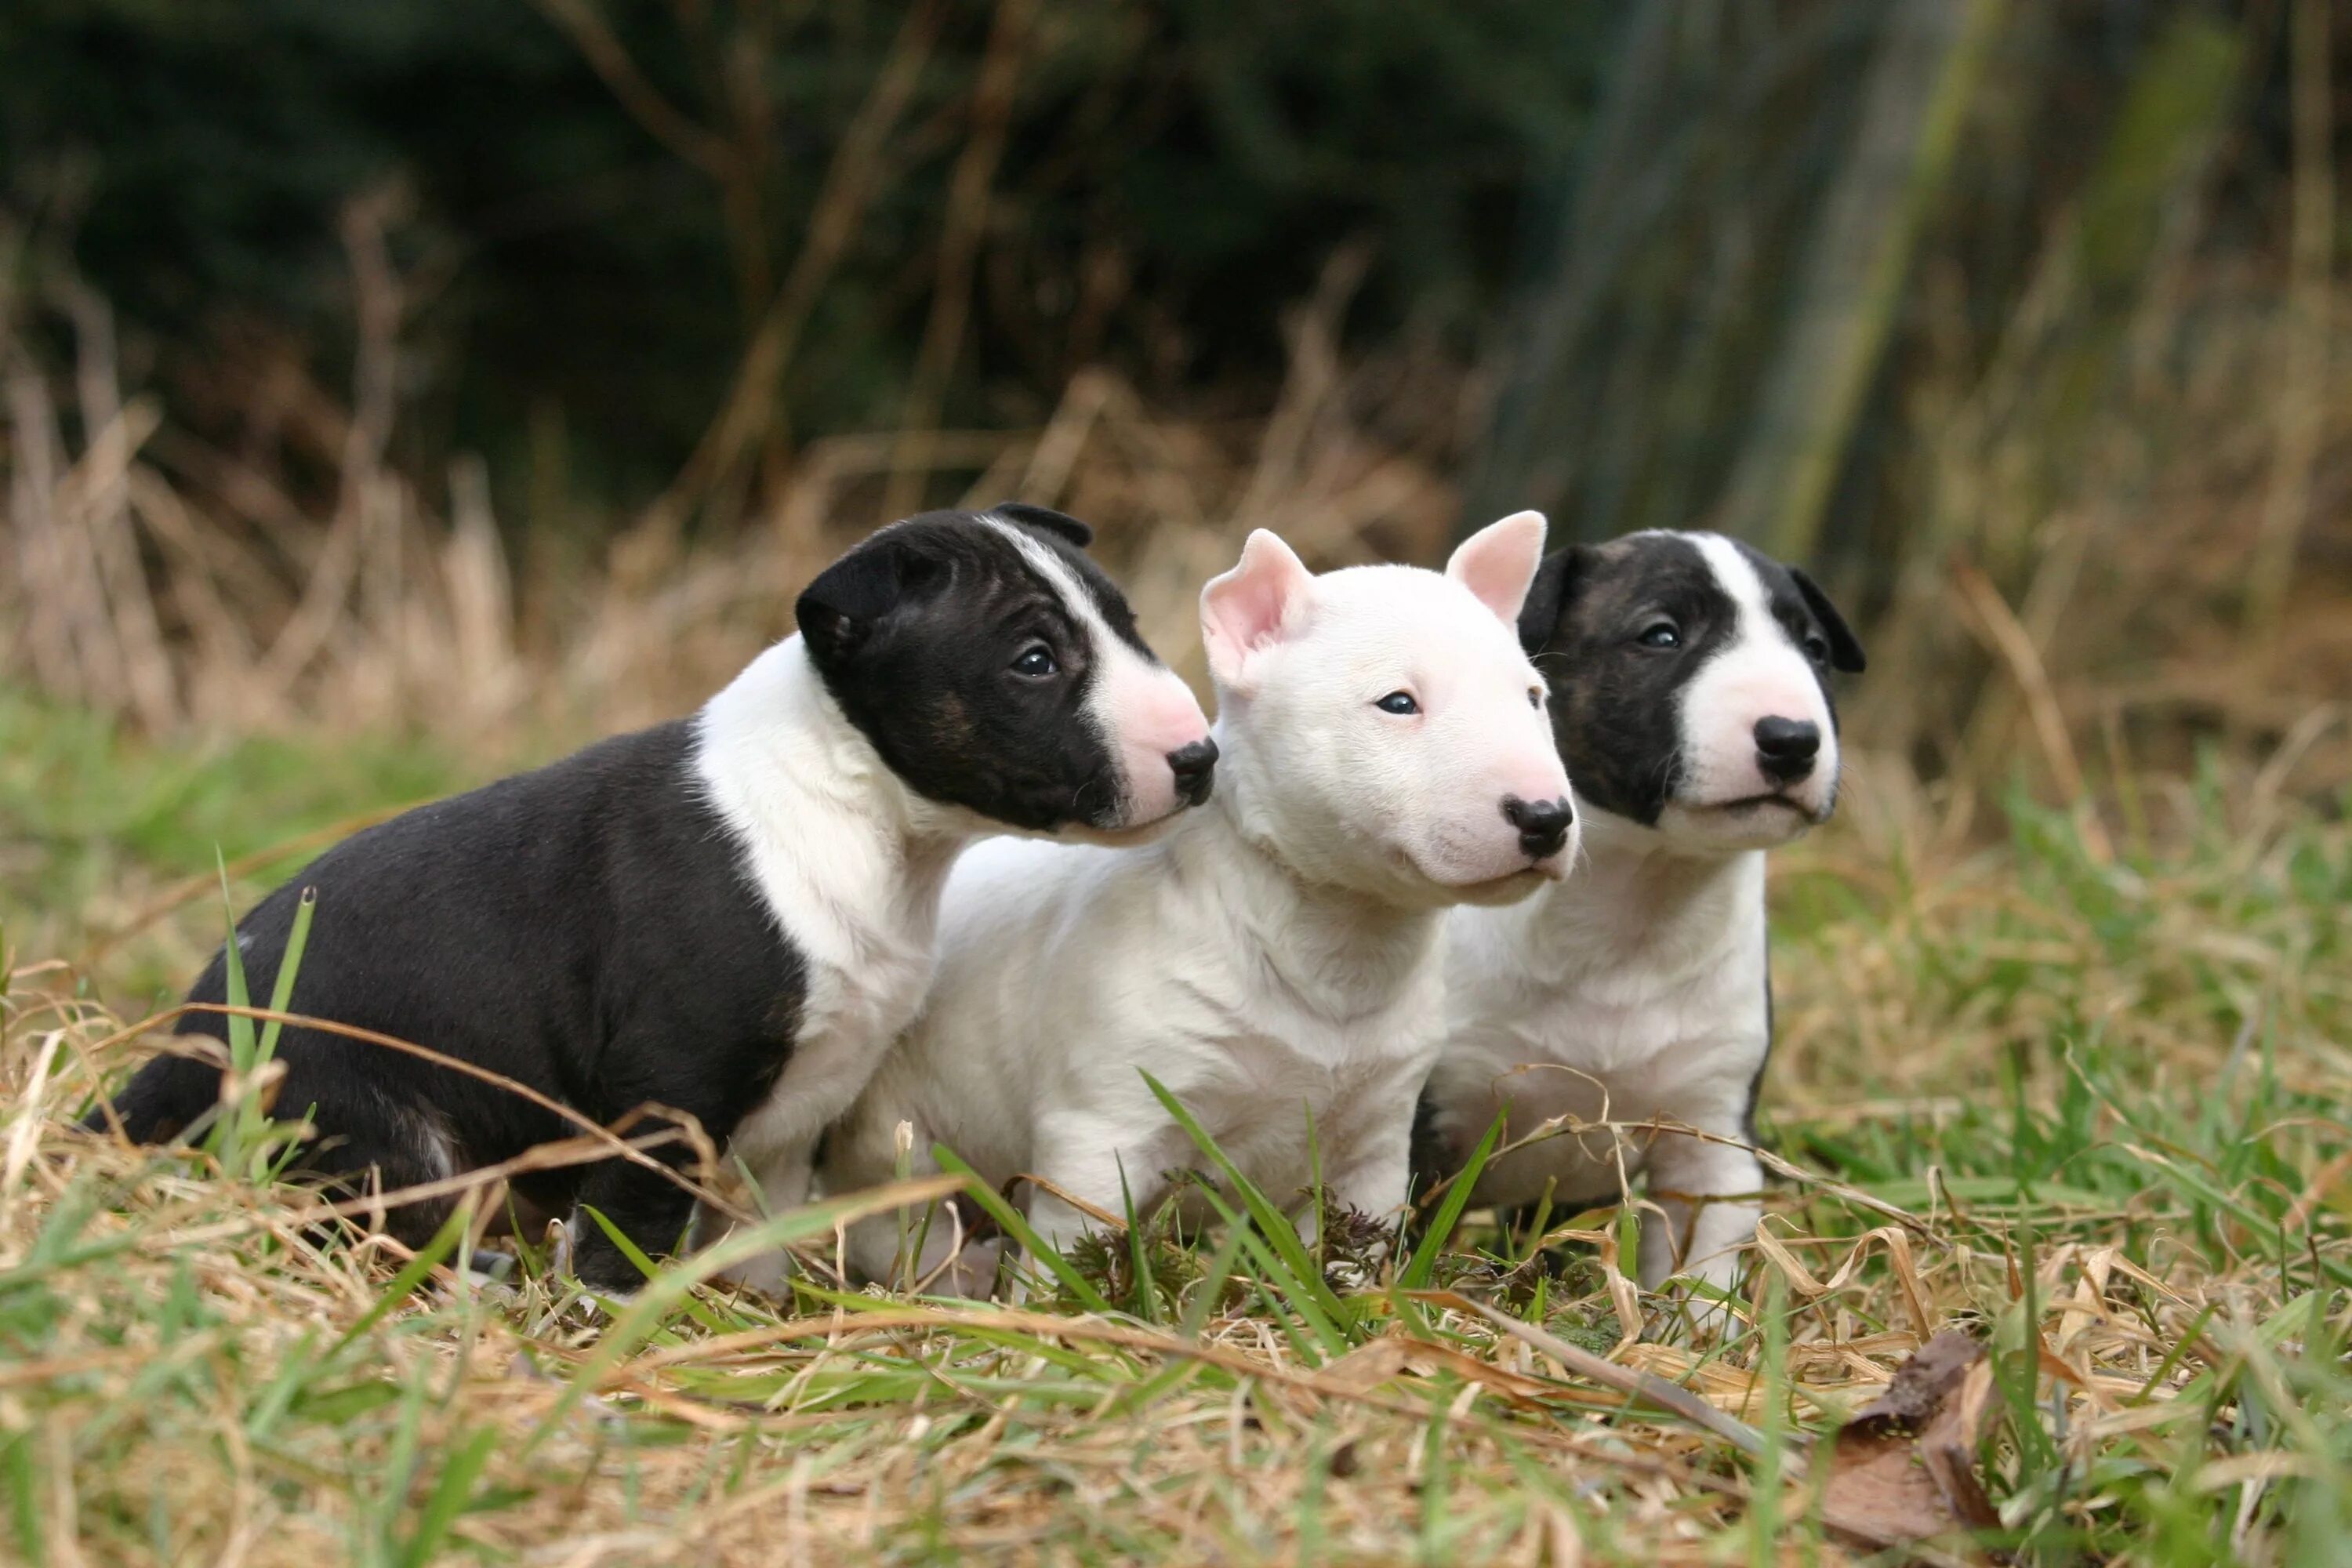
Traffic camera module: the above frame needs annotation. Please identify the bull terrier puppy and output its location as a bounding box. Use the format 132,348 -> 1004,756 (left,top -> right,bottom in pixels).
94,504 -> 1214,1290
1416,531 -> 1864,1304
825,513 -> 1573,1290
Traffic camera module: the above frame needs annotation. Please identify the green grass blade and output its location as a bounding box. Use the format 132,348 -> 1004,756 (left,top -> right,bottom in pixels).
1118,1163 -> 1158,1324
520,1177 -> 968,1457
576,1205 -> 735,1334
1400,1111 -> 1503,1290
254,884 -> 316,1065
328,1204 -> 470,1358
1180,1175 -> 1348,1363
1,1431 -> 38,1565
928,1146 -> 1113,1314
397,1425 -> 501,1568
1178,1221 -> 1251,1341
213,848 -> 256,1069
784,1283 -> 1116,1376
1140,1072 -> 1352,1334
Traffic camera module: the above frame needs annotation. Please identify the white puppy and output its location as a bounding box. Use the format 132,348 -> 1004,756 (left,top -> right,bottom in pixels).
823,514 -> 1576,1287
1417,531 -> 1865,1300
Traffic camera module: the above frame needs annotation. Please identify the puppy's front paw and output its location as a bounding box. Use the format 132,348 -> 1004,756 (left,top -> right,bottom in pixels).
449,1246 -> 522,1305
1325,1250 -> 1392,1295
716,1246 -> 796,1298
1646,1261 -> 1748,1343
921,1236 -> 1005,1299
552,1218 -> 652,1306
545,1218 -> 575,1283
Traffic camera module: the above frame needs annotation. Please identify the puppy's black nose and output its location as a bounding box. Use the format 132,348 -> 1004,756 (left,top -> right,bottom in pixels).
1502,795 -> 1574,860
1753,717 -> 1820,783
1167,738 -> 1218,806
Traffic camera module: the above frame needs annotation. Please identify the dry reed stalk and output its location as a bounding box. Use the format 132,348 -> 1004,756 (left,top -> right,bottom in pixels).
883,0 -> 1036,523
250,188 -> 408,717
2246,0 -> 2336,630
641,0 -> 946,546
2,209 -> 2345,823
59,281 -> 176,731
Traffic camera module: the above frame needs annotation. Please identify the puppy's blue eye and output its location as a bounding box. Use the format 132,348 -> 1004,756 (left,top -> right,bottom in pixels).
1528,687 -> 1544,709
1376,691 -> 1419,716
1637,622 -> 1681,649
1012,644 -> 1058,677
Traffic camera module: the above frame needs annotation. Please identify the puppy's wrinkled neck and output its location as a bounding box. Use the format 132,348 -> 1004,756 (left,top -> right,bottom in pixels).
1516,798 -> 1766,973
1188,723 -> 1443,1017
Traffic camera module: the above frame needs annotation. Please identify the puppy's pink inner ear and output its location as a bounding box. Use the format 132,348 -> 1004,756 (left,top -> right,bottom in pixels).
1446,510 -> 1548,625
1202,531 -> 1310,680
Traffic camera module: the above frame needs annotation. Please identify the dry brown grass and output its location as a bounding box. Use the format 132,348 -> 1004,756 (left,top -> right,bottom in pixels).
4,162 -> 2350,1567
3,720 -> 2347,1562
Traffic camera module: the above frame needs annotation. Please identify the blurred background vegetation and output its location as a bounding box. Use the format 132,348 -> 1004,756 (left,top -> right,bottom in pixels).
2,0 -> 2347,832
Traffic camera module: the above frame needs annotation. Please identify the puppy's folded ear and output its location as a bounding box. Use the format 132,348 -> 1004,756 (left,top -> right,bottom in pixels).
797,533 -> 949,667
1515,546 -> 1595,658
1790,566 -> 1867,673
991,501 -> 1093,549
1446,510 -> 1548,626
1201,529 -> 1313,694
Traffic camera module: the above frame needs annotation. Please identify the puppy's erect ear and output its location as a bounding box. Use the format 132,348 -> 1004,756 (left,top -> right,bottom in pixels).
1445,510 -> 1548,626
796,533 -> 949,667
1789,566 -> 1867,673
991,501 -> 1093,549
1515,546 -> 1594,657
1201,529 -> 1313,693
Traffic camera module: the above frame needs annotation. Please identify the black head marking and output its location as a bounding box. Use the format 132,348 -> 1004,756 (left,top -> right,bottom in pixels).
796,531 -> 949,666
989,504 -> 1157,663
990,500 -> 1093,549
798,509 -> 1156,832
1788,567 -> 1866,673
1524,534 -> 1737,824
1516,546 -> 1592,658
1524,532 -> 1864,827
1726,539 -> 1866,683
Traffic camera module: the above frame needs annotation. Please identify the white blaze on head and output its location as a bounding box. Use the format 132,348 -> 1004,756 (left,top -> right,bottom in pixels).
1662,532 -> 1841,848
985,516 -> 1212,833
1200,512 -> 1576,909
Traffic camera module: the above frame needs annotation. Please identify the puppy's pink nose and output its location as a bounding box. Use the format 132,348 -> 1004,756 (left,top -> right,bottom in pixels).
1110,665 -> 1214,821
1129,670 -> 1210,753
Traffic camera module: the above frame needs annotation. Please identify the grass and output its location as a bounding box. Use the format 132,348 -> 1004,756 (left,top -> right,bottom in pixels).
2,696 -> 2347,1565
0,689 -> 477,1004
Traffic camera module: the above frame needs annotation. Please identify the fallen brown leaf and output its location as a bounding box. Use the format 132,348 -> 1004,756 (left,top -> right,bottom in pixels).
1815,1330 -> 2002,1563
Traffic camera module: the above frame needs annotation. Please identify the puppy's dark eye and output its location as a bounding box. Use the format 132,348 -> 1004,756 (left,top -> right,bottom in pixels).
1011,644 -> 1058,677
1375,691 -> 1419,716
1637,620 -> 1682,649
1802,633 -> 1831,663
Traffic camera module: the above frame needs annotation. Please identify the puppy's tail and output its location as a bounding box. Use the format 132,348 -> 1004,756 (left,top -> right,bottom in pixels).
82,1052 -> 223,1144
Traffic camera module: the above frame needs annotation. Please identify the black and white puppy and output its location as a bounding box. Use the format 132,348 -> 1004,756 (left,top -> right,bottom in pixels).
91,505 -> 1216,1289
1416,530 -> 1864,1300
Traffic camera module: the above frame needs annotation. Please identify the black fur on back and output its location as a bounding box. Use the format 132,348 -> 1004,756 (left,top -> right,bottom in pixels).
90,507 -> 1178,1287
99,723 -> 800,1283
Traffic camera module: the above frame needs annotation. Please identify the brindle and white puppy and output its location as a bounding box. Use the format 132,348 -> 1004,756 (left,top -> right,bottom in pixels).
1415,530 -> 1864,1302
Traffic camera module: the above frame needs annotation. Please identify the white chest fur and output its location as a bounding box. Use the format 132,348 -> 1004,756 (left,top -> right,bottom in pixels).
826,788 -> 1454,1277
1435,822 -> 1772,1221
691,639 -> 969,1208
